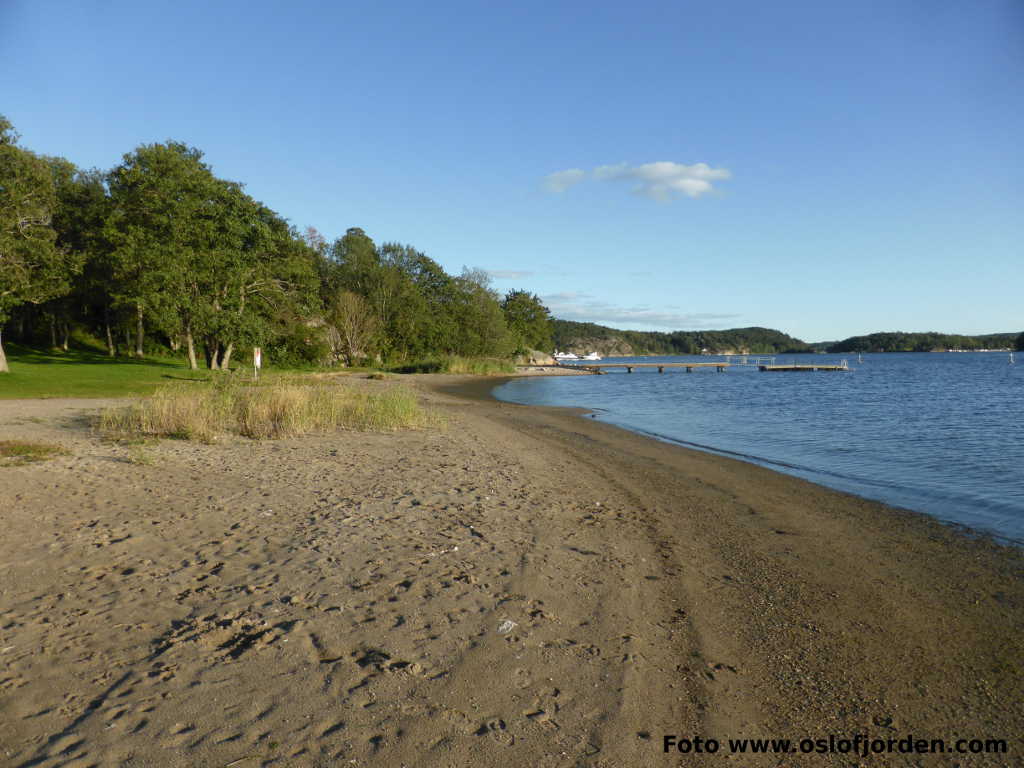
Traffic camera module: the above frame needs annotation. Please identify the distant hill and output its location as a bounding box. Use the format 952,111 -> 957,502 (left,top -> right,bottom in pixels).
821,331 -> 1019,353
552,320 -> 811,356
552,320 -> 1021,357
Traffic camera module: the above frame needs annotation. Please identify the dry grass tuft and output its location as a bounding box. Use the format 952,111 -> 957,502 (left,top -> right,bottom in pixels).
442,357 -> 516,375
391,356 -> 516,375
99,378 -> 436,442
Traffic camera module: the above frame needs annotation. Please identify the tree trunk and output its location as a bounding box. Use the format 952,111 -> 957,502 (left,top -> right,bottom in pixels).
185,323 -> 198,370
0,329 -> 8,373
221,342 -> 234,370
60,321 -> 69,352
124,326 -> 132,355
135,303 -> 144,357
50,316 -> 57,349
105,307 -> 116,357
169,336 -> 180,352
205,340 -> 219,370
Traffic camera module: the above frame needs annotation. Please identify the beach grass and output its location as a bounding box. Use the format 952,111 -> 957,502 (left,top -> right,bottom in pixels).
98,377 -> 436,441
390,356 -> 516,375
0,439 -> 67,466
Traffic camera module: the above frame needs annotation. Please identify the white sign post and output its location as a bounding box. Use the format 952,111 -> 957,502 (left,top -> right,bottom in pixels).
253,347 -> 262,381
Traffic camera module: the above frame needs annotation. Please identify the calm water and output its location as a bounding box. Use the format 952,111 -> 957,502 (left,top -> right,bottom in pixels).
494,353 -> 1024,543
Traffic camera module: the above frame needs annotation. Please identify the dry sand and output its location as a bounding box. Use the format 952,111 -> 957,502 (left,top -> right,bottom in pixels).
0,375 -> 1021,767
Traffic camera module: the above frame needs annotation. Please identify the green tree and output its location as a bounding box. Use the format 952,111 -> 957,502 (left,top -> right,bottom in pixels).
186,182 -> 318,369
0,117 -> 81,372
106,143 -> 317,369
326,231 -> 438,361
1016,332 -> 1024,351
379,244 -> 457,356
449,268 -> 513,357
105,141 -> 214,358
44,159 -> 110,351
326,227 -> 380,298
501,290 -> 553,353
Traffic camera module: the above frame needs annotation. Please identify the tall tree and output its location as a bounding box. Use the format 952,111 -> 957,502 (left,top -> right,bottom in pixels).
44,159 -> 110,352
449,268 -> 513,357
190,189 -> 318,370
501,290 -> 553,352
105,141 -> 213,357
0,117 -> 80,372
379,243 -> 456,358
327,227 -> 380,298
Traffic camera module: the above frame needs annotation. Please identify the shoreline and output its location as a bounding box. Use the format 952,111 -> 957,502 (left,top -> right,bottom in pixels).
434,372 -> 1024,553
488,369 -> 1024,550
1,378 -> 1022,766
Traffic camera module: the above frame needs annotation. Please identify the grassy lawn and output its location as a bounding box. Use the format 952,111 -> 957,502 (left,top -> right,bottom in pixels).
0,343 -> 515,400
0,343 -> 211,399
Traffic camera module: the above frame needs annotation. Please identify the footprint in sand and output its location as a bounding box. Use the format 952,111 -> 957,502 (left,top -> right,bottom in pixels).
160,722 -> 196,748
475,717 -> 514,746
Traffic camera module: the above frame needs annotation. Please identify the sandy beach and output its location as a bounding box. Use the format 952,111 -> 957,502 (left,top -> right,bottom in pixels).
1,375 -> 1021,767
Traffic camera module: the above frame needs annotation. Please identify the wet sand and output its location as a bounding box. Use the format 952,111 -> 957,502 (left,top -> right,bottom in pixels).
0,376 -> 1021,767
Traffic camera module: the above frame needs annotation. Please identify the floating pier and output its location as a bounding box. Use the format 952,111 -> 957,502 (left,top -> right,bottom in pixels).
572,362 -> 730,374
758,361 -> 849,372
561,359 -> 851,374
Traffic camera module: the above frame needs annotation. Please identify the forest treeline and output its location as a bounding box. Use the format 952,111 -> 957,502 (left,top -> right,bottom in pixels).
555,320 -> 1023,356
819,331 -> 1021,353
553,320 -> 811,355
0,117 -> 553,372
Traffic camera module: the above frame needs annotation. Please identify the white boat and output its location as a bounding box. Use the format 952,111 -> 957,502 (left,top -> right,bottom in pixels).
553,350 -> 580,361
582,352 -> 602,361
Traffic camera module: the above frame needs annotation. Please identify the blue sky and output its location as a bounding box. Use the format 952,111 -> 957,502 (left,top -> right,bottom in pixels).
2,0 -> 1021,342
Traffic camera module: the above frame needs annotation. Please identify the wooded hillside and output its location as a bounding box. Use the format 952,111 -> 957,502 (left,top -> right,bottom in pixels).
552,320 -> 811,355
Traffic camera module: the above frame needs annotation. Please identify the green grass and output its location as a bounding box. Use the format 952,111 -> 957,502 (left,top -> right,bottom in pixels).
0,439 -> 67,466
0,343 -> 516,401
99,377 -> 438,442
124,442 -> 158,465
0,342 -> 210,398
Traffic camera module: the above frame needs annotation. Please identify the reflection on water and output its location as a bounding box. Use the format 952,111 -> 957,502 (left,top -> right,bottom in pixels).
494,352 -> 1024,543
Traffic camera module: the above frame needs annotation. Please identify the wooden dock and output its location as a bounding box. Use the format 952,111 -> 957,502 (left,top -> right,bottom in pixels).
561,359 -> 851,374
571,362 -> 730,374
759,362 -> 849,372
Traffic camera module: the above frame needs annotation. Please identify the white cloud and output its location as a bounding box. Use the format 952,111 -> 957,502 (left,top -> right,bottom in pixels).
543,168 -> 586,193
486,270 -> 534,280
545,161 -> 730,200
542,292 -> 740,329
